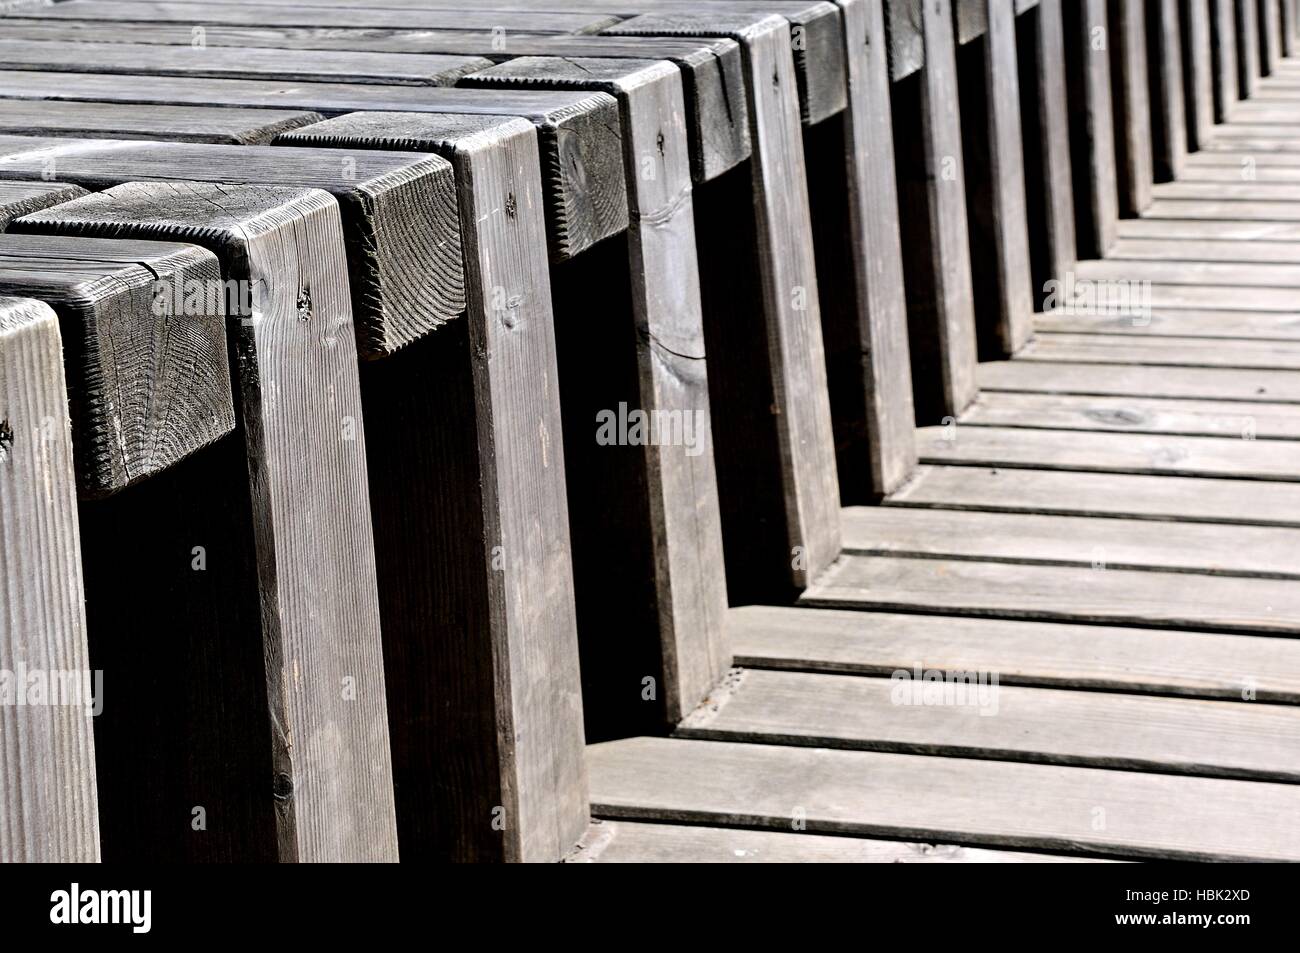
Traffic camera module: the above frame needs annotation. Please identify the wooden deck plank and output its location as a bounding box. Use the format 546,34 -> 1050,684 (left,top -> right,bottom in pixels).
1210,0 -> 1240,122
728,604 -> 1300,702
0,180 -> 86,227
1017,331 -> 1300,368
0,101 -> 325,145
839,505 -> 1300,578
892,464 -> 1300,526
568,819 -> 1102,862
801,554 -> 1300,635
957,391 -> 1300,439
917,423 -> 1300,480
978,359 -> 1300,401
1034,307 -> 1300,337
679,669 -> 1300,781
0,296 -> 99,862
588,736 -> 1300,860
1063,0 -> 1119,256
1107,236 -> 1300,262
1109,0 -> 1154,213
1117,215 -> 1300,240
1147,0 -> 1188,181
1183,0 -> 1216,151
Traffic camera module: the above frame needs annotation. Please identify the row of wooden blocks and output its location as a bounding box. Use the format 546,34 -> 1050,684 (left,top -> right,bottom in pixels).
0,0 -> 1290,862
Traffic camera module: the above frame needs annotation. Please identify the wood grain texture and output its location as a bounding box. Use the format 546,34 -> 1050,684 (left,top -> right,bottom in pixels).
680,668 -> 1300,781
21,181 -> 399,862
588,736 -> 1300,860
958,0 -> 1034,356
1109,0 -> 1154,213
1063,0 -> 1119,256
0,180 -> 86,227
802,553 -> 1300,634
0,296 -> 99,862
978,358 -> 1300,400
568,818 -> 1097,862
1147,0 -> 1189,181
0,100 -> 325,145
0,72 -> 627,268
1182,0 -> 1216,150
1211,0 -> 1240,121
281,111 -> 588,860
0,135 -> 465,357
1018,0 -> 1078,307
0,233 -> 233,496
609,13 -> 843,597
729,603 -> 1300,701
889,0 -> 980,420
462,58 -> 732,729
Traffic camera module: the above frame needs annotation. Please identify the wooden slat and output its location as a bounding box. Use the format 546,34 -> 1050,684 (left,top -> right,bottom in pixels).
1181,0 -> 1216,151
1018,331 -> 1300,368
0,134 -> 467,356
886,0 -> 980,420
1237,0 -> 1262,97
883,0 -> 924,81
0,296 -> 99,862
840,504 -> 1300,577
729,603 -> 1300,701
1109,0 -> 1154,212
588,736 -> 1300,860
1117,214 -> 1300,241
0,100 -> 325,145
0,179 -> 85,227
0,74 -> 630,265
569,818 -> 1097,862
891,464 -> 1300,526
1063,0 -> 1119,256
273,114 -> 590,860
1261,0 -> 1285,72
1017,0 -> 1077,305
1035,306 -> 1300,337
21,182 -> 400,862
917,423 -> 1300,479
978,358 -> 1300,400
0,234 -> 234,496
957,390 -> 1300,438
959,0 -> 1034,354
455,59 -> 732,730
680,669 -> 1300,781
1210,0 -> 1240,122
1147,0 -> 1188,181
1108,235 -> 1300,261
609,13 -> 843,598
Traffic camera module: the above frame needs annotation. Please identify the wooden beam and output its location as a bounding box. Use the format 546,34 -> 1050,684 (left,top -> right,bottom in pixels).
1237,0 -> 1261,97
885,0 -> 980,421
0,234 -> 233,497
0,100 -> 325,145
1181,0 -> 1217,151
0,75 -> 629,266
1211,0 -> 1241,121
0,296 -> 99,862
1017,0 -> 1077,307
958,0 -> 1035,356
1109,0 -> 1154,213
279,115 -> 588,861
954,0 -> 988,44
1260,0 -> 1284,73
1148,0 -> 1189,181
607,13 -> 843,599
1062,0 -> 1119,256
18,182 -> 400,862
884,0 -> 924,80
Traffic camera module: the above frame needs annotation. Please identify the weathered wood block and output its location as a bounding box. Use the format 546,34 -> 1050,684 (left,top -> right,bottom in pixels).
18,181 -> 400,862
0,295 -> 99,863
0,233 -> 232,496
278,111 -> 590,861
1181,0 -> 1217,151
1237,0 -> 1261,96
955,0 -> 989,44
0,100 -> 325,145
0,179 -> 85,227
885,0 -> 925,80
1148,0 -> 1189,181
1110,0 -> 1154,214
1062,0 -> 1119,257
1211,0 -> 1241,121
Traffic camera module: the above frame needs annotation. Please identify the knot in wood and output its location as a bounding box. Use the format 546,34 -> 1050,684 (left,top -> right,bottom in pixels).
0,418 -> 12,460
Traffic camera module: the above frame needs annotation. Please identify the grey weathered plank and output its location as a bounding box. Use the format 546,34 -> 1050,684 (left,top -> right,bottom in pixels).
1017,0 -> 1077,306
1210,0 -> 1240,121
1261,0 -> 1284,72
886,0 -> 980,420
954,0 -> 987,44
891,463 -> 1300,526
1049,279 -> 1300,312
1018,330 -> 1300,367
840,504 -> 1300,578
958,390 -> 1300,438
0,37 -> 491,85
589,736 -> 1300,860
0,73 -> 628,265
0,180 -> 86,227
1117,214 -> 1300,242
0,100 -> 325,145
1147,0 -> 1188,181
1182,0 -> 1216,151
568,818 -> 1098,862
802,553 -> 1300,635
458,59 -> 732,728
609,13 -> 843,596
0,234 -> 233,496
13,0 -> 621,32
1063,0 -> 1119,256
0,296 -> 99,862
958,0 -> 1034,355
917,423 -> 1300,479
20,182 -> 400,862
680,668 -> 1300,781
0,134 -> 466,356
277,113 -> 588,860
1108,234 -> 1300,261
1238,0 -> 1262,96
1036,305 -> 1300,337
1109,0 -> 1154,212
1157,179 -> 1300,200
979,358 -> 1300,401
883,0 -> 923,80
728,604 -> 1300,702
